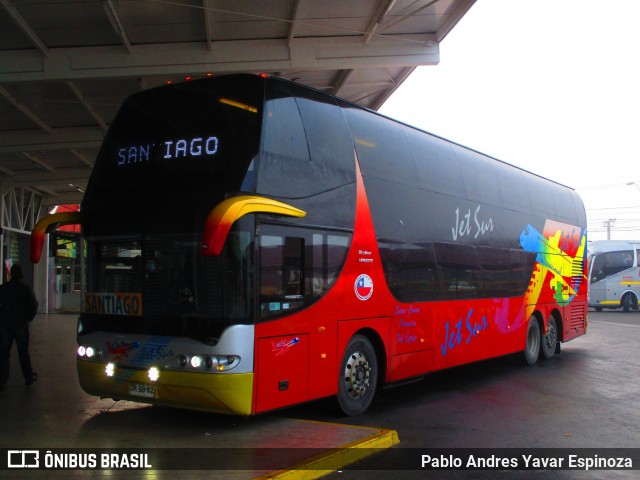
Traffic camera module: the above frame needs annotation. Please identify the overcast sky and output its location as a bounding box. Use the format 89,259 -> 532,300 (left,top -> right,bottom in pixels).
380,0 -> 640,242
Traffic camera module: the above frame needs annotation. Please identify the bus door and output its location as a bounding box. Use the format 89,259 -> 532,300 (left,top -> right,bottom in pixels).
254,227 -> 309,412
253,223 -> 352,412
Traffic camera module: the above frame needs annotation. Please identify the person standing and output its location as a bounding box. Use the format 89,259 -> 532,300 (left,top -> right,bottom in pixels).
0,264 -> 39,391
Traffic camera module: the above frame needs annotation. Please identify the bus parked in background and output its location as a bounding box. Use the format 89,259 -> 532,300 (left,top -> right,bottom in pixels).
588,240 -> 640,312
31,74 -> 588,416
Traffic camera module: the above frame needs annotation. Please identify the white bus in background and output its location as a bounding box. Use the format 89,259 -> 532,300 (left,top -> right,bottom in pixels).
588,240 -> 640,312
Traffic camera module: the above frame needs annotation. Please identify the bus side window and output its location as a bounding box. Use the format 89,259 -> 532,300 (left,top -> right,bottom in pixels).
259,226 -> 351,319
433,242 -> 481,300
591,250 -> 633,284
260,234 -> 305,317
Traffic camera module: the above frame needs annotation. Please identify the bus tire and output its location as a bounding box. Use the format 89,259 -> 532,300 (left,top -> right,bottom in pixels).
337,334 -> 378,416
523,316 -> 540,365
622,294 -> 631,312
540,316 -> 558,360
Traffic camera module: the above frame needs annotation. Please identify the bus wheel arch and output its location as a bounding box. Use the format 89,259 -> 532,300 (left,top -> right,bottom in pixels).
337,330 -> 384,416
523,313 -> 541,365
541,311 -> 561,360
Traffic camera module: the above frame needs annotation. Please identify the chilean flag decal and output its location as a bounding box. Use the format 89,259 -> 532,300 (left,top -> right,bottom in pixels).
355,274 -> 374,301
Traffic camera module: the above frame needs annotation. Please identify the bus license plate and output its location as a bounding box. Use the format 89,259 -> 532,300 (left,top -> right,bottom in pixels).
129,383 -> 155,398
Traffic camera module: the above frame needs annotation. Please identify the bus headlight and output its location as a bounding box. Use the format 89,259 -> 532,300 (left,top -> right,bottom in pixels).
190,356 -> 203,368
105,363 -> 115,377
78,344 -> 101,358
172,354 -> 239,371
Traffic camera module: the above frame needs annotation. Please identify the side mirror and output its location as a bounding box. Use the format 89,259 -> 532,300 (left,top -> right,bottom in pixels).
31,212 -> 84,263
200,196 -> 306,256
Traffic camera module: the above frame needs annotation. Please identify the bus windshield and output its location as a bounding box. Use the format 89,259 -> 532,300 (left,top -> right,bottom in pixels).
589,249 -> 635,284
83,220 -> 254,342
79,75 -> 263,341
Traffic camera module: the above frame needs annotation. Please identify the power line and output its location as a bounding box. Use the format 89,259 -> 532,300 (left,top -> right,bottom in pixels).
576,180 -> 640,191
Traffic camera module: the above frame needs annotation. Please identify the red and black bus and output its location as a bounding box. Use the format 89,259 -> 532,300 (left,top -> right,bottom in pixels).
32,74 -> 587,416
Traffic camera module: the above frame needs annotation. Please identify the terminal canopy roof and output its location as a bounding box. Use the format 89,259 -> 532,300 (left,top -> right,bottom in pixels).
0,0 -> 475,206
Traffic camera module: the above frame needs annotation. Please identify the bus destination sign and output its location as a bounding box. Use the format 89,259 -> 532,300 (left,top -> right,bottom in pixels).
116,136 -> 219,166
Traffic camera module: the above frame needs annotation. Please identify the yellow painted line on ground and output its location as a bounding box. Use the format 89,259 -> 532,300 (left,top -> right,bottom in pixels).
255,423 -> 400,480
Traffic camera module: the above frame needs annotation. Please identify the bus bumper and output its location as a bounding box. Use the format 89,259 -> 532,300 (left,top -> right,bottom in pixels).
77,359 -> 254,416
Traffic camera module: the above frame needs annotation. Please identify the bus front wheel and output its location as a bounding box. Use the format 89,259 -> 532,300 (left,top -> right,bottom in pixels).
523,316 -> 540,365
337,334 -> 378,416
540,316 -> 558,360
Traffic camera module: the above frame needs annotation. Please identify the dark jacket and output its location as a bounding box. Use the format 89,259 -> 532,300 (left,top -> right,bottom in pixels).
0,279 -> 39,328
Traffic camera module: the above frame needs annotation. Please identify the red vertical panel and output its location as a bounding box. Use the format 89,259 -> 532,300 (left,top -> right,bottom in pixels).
255,334 -> 309,413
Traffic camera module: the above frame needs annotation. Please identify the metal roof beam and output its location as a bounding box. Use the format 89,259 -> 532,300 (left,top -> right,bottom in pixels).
21,152 -> 56,172
0,35 -> 438,83
375,0 -> 439,36
203,0 -> 214,51
0,127 -> 103,154
8,167 -> 90,186
365,0 -> 397,44
67,81 -> 108,132
288,0 -> 303,47
101,0 -> 133,54
331,69 -> 353,96
0,0 -> 49,57
0,164 -> 16,176
372,65 -> 414,110
41,191 -> 84,207
436,0 -> 476,42
70,149 -> 95,167
0,85 -> 54,133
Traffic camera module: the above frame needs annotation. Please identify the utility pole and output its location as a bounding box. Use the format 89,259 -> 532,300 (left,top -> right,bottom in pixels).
604,218 -> 616,240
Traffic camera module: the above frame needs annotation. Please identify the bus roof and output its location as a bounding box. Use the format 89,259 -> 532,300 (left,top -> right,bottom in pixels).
273,75 -> 578,193
587,240 -> 640,254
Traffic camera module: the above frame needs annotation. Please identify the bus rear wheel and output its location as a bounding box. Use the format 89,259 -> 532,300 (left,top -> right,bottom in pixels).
523,316 -> 540,365
337,334 -> 378,416
622,293 -> 632,312
540,316 -> 558,360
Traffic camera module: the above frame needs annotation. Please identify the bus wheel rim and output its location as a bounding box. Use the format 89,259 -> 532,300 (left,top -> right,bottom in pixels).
545,321 -> 557,348
344,351 -> 371,399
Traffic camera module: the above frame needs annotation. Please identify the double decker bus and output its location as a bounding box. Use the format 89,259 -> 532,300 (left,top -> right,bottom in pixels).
31,74 -> 587,416
588,240 -> 640,312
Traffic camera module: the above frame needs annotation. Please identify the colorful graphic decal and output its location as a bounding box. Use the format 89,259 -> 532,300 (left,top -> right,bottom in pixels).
520,220 -> 587,308
106,340 -> 140,361
354,274 -> 374,301
271,337 -> 300,356
128,338 -> 175,367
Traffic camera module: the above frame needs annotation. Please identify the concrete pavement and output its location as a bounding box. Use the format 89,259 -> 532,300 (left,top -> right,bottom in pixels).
0,314 -> 398,479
